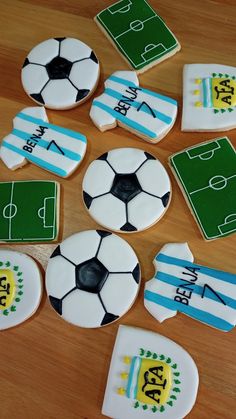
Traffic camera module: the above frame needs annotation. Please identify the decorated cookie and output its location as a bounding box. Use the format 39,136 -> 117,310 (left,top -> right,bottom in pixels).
90,71 -> 177,143
144,243 -> 236,332
82,148 -> 171,232
21,37 -> 100,109
102,325 -> 199,418
46,230 -> 140,328
182,64 -> 236,131
0,180 -> 59,243
169,137 -> 236,240
0,107 -> 87,177
0,249 -> 42,330
95,0 -> 180,73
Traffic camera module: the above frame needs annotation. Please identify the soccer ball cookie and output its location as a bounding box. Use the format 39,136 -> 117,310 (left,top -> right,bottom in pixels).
82,148 -> 171,232
46,230 -> 141,328
102,325 -> 199,419
21,37 -> 100,109
0,249 -> 42,330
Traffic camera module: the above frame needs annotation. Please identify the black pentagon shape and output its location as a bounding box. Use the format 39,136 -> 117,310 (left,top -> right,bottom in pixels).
120,222 -> 137,232
90,50 -> 98,63
76,89 -> 90,102
49,295 -> 62,315
111,173 -> 142,203
101,312 -> 119,326
96,230 -> 112,238
83,191 -> 93,209
54,37 -> 66,42
75,257 -> 109,293
50,245 -> 61,259
132,263 -> 140,284
97,152 -> 108,161
161,191 -> 170,207
144,151 -> 156,160
46,56 -> 73,79
30,93 -> 45,104
22,57 -> 30,68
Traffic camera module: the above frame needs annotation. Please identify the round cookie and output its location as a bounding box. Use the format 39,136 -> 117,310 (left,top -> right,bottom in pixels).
46,230 -> 141,328
21,37 -> 100,110
82,148 -> 171,232
0,250 -> 42,330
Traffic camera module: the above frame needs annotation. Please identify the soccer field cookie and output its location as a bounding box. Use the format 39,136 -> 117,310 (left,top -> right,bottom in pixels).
0,180 -> 59,243
0,249 -> 42,330
82,148 -> 171,232
46,230 -> 140,328
95,0 -> 180,73
144,243 -> 236,332
90,71 -> 178,143
182,64 -> 236,131
102,325 -> 199,418
0,107 -> 87,177
21,37 -> 100,109
169,137 -> 236,240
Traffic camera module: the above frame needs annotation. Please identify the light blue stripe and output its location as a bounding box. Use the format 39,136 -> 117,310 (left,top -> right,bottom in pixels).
17,112 -> 87,143
12,128 -> 81,161
109,75 -> 177,106
105,88 -> 172,125
126,357 -> 137,399
93,100 -> 157,139
156,253 -> 236,285
202,78 -> 213,108
144,290 -> 233,331
156,271 -> 236,309
2,141 -> 67,177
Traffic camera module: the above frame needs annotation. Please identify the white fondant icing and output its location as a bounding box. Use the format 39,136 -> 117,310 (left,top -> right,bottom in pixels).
21,37 -> 100,110
90,70 -> 177,143
102,325 -> 199,419
82,148 -> 171,233
0,249 -> 42,330
0,106 -> 87,178
46,230 -> 140,328
144,243 -> 236,331
182,64 -> 236,131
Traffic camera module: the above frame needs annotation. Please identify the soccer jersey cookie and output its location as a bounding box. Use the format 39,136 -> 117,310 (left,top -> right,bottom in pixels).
144,243 -> 236,332
182,64 -> 236,131
0,180 -> 59,243
0,249 -> 42,330
169,137 -> 236,240
102,325 -> 199,418
90,71 -> 178,143
0,107 -> 87,177
95,0 -> 180,73
46,230 -> 140,328
21,37 -> 100,109
82,148 -> 171,233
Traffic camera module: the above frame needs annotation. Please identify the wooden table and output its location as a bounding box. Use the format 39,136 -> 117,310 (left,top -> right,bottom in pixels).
0,1 -> 235,418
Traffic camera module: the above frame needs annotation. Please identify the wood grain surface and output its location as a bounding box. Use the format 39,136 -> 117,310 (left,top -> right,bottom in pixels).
0,1 -> 236,418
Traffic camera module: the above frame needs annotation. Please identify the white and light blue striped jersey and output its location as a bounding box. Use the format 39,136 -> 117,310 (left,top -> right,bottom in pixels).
0,107 -> 87,178
90,71 -> 177,143
144,243 -> 236,332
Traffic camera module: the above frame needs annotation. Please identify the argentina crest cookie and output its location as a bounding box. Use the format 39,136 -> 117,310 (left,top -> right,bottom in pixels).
0,249 -> 42,330
182,64 -> 236,131
0,107 -> 87,177
169,137 -> 236,240
90,71 -> 177,143
46,230 -> 140,328
144,243 -> 236,332
102,325 -> 199,418
95,0 -> 180,73
0,180 -> 59,243
21,37 -> 100,109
